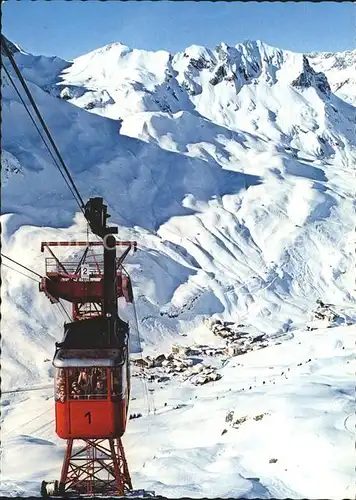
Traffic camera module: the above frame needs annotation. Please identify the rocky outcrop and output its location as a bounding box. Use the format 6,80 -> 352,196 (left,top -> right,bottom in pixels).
225,411 -> 270,428
209,65 -> 228,86
2,151 -> 23,182
189,56 -> 212,71
42,83 -> 87,100
292,55 -> 331,95
306,299 -> 342,330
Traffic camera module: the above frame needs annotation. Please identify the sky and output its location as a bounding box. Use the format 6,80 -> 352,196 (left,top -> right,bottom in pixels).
2,1 -> 355,61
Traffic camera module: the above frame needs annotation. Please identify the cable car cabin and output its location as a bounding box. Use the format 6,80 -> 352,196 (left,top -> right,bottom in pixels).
53,316 -> 130,439
53,351 -> 130,439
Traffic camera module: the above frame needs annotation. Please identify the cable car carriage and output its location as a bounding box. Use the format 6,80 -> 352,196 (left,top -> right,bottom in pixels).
53,316 -> 130,439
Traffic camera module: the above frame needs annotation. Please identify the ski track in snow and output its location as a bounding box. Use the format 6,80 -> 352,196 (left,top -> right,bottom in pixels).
1,38 -> 355,498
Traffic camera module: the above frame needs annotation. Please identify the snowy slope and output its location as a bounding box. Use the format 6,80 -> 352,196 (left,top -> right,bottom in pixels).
2,323 -> 355,498
308,48 -> 356,106
1,38 -> 356,498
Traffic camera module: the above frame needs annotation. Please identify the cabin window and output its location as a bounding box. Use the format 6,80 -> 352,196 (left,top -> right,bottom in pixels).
55,367 -> 111,401
111,368 -> 121,398
67,367 -> 108,400
110,359 -> 129,400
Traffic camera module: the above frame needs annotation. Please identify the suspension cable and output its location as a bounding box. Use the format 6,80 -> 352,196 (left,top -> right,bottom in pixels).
1,253 -> 43,279
56,302 -> 72,322
2,262 -> 40,283
1,253 -> 72,321
1,35 -> 86,212
2,62 -> 84,211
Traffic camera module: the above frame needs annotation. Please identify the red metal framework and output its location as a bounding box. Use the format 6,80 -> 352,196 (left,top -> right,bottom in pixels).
72,301 -> 103,321
59,438 -> 132,496
39,242 -> 135,319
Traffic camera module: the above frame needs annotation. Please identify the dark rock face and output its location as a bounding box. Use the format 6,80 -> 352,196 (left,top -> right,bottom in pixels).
84,101 -> 96,110
190,57 -> 212,71
216,43 -> 230,63
208,44 -> 263,88
209,65 -> 228,86
292,55 -> 331,95
182,79 -> 202,96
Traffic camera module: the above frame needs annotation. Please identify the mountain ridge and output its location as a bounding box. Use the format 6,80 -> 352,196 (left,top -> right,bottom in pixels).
3,37 -> 355,106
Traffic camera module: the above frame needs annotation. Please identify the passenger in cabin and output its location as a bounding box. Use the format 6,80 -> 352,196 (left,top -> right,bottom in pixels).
99,368 -> 107,381
90,368 -> 101,391
92,380 -> 106,398
77,368 -> 91,393
71,382 -> 84,399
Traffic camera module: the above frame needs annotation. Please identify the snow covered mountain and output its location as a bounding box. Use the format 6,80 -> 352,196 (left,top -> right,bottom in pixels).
1,38 -> 355,498
308,48 -> 356,107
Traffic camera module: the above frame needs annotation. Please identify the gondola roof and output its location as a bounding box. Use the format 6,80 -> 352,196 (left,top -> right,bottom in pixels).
55,316 -> 129,350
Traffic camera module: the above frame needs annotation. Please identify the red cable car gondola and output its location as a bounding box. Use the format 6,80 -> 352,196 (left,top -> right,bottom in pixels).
53,317 -> 130,439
